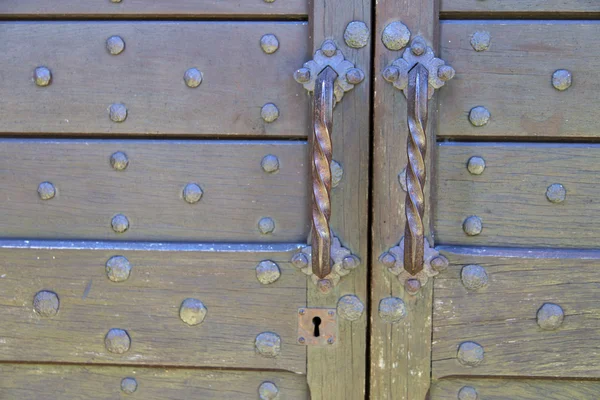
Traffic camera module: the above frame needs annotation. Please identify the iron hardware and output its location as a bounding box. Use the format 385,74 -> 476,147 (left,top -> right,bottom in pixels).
297,308 -> 337,346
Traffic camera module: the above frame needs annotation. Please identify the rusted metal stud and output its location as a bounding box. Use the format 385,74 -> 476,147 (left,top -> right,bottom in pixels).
463,216 -> 483,236
317,279 -> 333,294
255,260 -> 281,285
552,69 -> 572,91
111,214 -> 130,233
382,66 -> 400,83
34,66 -> 52,87
255,332 -> 281,358
457,341 -> 484,366
467,156 -> 486,175
458,386 -> 479,400
105,328 -> 131,354
346,68 -> 365,85
430,255 -> 449,272
468,106 -> 490,127
378,297 -> 407,323
344,21 -> 370,49
260,34 -> 279,54
106,255 -> 132,282
33,290 -> 60,317
342,255 -> 360,272
405,278 -> 421,295
337,295 -> 365,321
258,217 -> 275,235
106,35 -> 125,55
438,65 -> 456,82
546,183 -> 566,204
410,37 -> 427,56
258,381 -> 279,400
37,182 -> 56,200
183,183 -> 203,204
461,264 -> 488,291
378,251 -> 397,268
470,31 -> 491,52
183,67 -> 203,88
537,303 -> 564,330
321,40 -> 337,57
110,151 -> 129,171
291,252 -> 309,269
179,298 -> 208,326
381,21 -> 410,51
109,103 -> 128,123
121,377 -> 138,394
331,160 -> 343,187
261,154 -> 280,173
293,68 -> 311,84
261,103 -> 279,123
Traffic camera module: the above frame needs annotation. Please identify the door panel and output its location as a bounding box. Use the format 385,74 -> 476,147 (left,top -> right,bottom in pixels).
440,1 -> 600,17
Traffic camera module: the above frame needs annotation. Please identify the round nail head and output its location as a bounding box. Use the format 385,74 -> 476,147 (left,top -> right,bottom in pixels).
470,31 -> 491,52
337,294 -> 365,321
105,328 -> 131,354
33,290 -> 60,317
179,298 -> 208,326
344,21 -> 370,49
34,66 -> 52,87
110,151 -> 129,171
346,68 -> 365,85
457,341 -> 484,366
260,34 -> 279,54
256,260 -> 281,285
321,40 -> 337,57
111,214 -> 130,233
546,183 -> 566,204
467,156 -> 486,175
382,21 -> 410,51
378,297 -> 407,323
458,386 -> 479,400
537,303 -> 564,330
121,377 -> 138,394
183,183 -> 203,204
106,255 -> 132,283
255,332 -> 281,357
552,69 -> 572,91
106,35 -> 125,55
463,216 -> 483,236
184,68 -> 203,88
261,103 -> 279,123
258,217 -> 275,235
461,264 -> 489,291
259,381 -> 279,400
109,103 -> 127,123
468,106 -> 490,127
38,182 -> 56,200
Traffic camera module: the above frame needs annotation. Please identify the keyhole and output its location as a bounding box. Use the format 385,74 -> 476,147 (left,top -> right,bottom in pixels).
312,316 -> 322,337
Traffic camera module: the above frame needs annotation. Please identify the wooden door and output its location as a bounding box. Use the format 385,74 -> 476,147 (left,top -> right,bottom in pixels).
371,1 -> 600,399
0,1 -> 369,399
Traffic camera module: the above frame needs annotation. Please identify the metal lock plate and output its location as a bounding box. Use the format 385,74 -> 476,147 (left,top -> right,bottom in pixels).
297,308 -> 338,346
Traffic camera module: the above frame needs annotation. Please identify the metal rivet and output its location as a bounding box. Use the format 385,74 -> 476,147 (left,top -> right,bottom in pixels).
34,66 -> 52,87
105,328 -> 131,354
293,67 -> 311,84
298,308 -> 306,315
111,214 -> 130,233
121,377 -> 138,394
258,381 -> 279,400
344,21 -> 370,49
258,217 -> 275,235
405,278 -> 421,295
468,106 -> 490,127
37,182 -> 56,200
106,256 -> 132,283
110,151 -> 129,171
346,68 -> 365,85
317,279 -> 333,294
470,31 -> 491,52
461,264 -> 488,291
255,332 -> 281,358
263,0 -> 275,3
463,216 -> 483,236
552,69 -> 572,91
321,40 -> 337,57
410,38 -> 427,56
291,252 -> 309,269
261,103 -> 279,123
458,386 -> 479,400
546,183 -> 566,204
438,65 -> 456,82
261,154 -> 280,173
183,67 -> 203,88
327,337 -> 335,345
382,21 -> 410,51
467,156 -> 486,175
256,260 -> 281,285
457,341 -> 484,366
183,183 -> 203,204
331,160 -> 344,188
298,336 -> 305,344
378,297 -> 407,323
378,252 -> 397,268
342,255 -> 360,271
33,290 -> 59,317
179,298 -> 208,326
537,303 -> 564,330
111,0 -> 123,2
337,295 -> 365,321
383,66 -> 400,83
106,35 -> 125,55
260,34 -> 279,54
109,103 -> 128,123
431,255 -> 449,272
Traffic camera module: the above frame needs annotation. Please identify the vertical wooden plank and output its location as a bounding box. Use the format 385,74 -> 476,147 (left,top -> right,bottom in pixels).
371,0 -> 439,398
307,0 -> 371,399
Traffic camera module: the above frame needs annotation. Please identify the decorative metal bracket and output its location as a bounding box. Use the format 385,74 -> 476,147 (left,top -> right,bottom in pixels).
380,33 -> 454,292
292,40 -> 364,289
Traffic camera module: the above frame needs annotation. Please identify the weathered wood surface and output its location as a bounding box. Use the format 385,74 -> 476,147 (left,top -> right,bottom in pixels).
441,0 -> 600,17
435,143 -> 600,248
433,246 -> 600,379
0,242 -> 306,373
438,21 -> 600,139
0,1 -> 307,18
0,22 -> 308,137
0,139 -> 309,242
371,0 -> 438,398
306,0 -> 371,399
431,378 -> 600,400
0,364 -> 308,399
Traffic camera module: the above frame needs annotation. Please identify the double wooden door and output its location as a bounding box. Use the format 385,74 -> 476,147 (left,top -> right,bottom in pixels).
0,0 -> 599,399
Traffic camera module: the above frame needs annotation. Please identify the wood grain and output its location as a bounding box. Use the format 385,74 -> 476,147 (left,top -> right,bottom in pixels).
0,242 -> 306,373
0,364 -> 308,399
433,246 -> 600,379
431,378 -> 600,400
0,22 -> 308,137
434,143 -> 600,248
438,21 -> 600,139
0,1 -> 307,19
0,139 -> 309,242
441,0 -> 600,17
